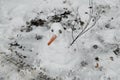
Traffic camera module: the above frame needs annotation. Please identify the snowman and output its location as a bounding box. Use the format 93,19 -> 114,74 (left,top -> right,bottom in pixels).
37,22 -> 81,76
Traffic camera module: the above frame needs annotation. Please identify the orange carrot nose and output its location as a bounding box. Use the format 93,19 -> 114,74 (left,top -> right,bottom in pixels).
48,35 -> 57,46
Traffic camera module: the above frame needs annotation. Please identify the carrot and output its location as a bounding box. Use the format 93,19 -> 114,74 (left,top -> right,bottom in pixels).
48,35 -> 57,46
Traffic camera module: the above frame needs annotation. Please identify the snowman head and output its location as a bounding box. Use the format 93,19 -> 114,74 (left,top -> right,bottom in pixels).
48,23 -> 65,46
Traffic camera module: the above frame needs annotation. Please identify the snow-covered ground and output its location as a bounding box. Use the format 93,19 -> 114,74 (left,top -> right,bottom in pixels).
0,0 -> 120,80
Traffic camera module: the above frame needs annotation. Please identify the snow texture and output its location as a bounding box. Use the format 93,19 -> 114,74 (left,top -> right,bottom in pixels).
0,0 -> 120,80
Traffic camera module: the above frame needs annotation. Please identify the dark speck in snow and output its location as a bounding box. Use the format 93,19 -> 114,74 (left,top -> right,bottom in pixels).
9,42 -> 20,47
51,15 -> 62,22
35,35 -> 43,40
26,26 -> 33,32
113,47 -> 120,55
29,50 -> 32,52
17,69 -> 20,72
95,57 -> 99,61
105,24 -> 110,28
81,61 -> 88,67
111,17 -> 114,20
23,56 -> 27,58
89,6 -> 93,9
80,20 -> 85,26
110,56 -> 114,61
30,19 -> 46,26
19,46 -> 22,49
74,48 -> 76,52
93,45 -> 98,49
15,51 -> 17,53
85,12 -> 88,14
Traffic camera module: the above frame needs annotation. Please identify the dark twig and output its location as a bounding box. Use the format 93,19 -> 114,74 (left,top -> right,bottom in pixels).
70,0 -> 101,46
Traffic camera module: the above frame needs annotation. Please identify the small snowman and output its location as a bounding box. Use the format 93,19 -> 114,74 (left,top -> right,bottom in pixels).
37,22 -> 80,76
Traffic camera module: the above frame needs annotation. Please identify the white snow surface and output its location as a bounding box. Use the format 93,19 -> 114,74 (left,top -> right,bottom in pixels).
0,0 -> 120,80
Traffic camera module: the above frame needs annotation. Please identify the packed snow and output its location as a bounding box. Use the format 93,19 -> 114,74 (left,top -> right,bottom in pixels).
0,0 -> 120,80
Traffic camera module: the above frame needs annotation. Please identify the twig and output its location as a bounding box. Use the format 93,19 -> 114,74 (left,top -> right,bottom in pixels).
70,0 -> 101,46
70,0 -> 93,46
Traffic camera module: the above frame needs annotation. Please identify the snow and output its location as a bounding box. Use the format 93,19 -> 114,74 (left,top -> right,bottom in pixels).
0,0 -> 120,80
